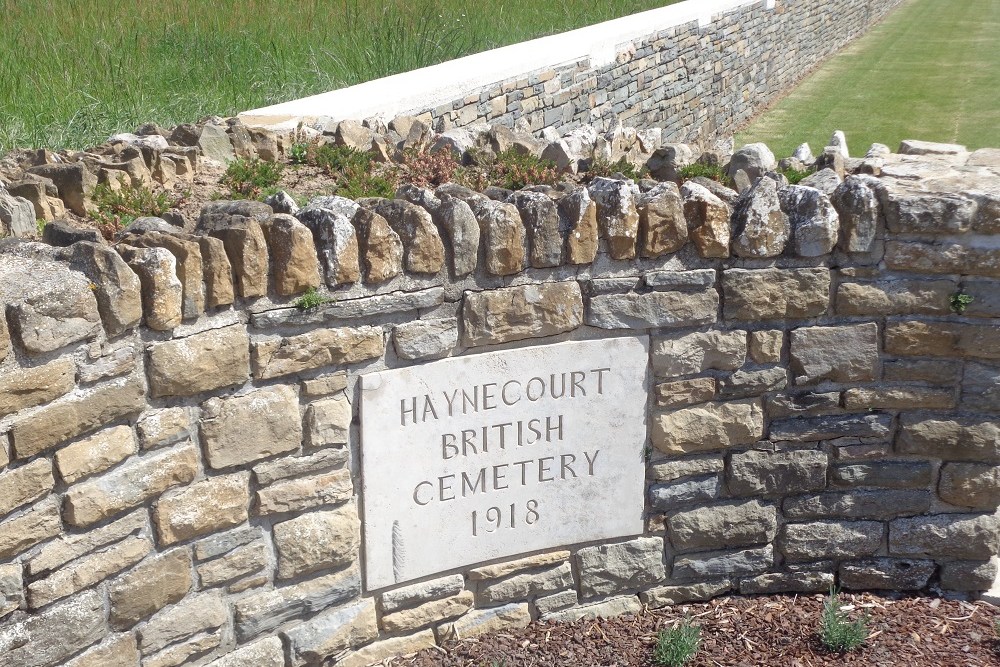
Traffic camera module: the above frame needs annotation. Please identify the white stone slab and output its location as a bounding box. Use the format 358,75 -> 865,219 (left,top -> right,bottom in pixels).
360,337 -> 649,590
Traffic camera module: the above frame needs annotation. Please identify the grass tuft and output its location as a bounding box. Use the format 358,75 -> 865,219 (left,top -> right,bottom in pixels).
91,184 -> 182,238
293,286 -> 331,311
819,587 -> 869,653
220,158 -> 284,199
653,616 -> 701,667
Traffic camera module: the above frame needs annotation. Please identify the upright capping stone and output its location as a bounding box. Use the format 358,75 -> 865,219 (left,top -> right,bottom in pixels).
832,175 -> 881,252
296,207 -> 360,287
588,177 -> 640,259
681,181 -> 731,258
462,281 -> 583,347
368,199 -> 445,274
731,177 -> 790,258
118,244 -> 184,331
197,203 -> 270,298
558,186 -> 599,264
472,199 -> 526,275
638,181 -> 687,257
147,324 -> 250,397
192,234 -> 235,308
434,194 -> 481,277
57,241 -> 143,336
354,208 -> 403,283
123,231 -> 205,319
260,214 -> 321,295
508,190 -> 563,268
779,185 -> 839,257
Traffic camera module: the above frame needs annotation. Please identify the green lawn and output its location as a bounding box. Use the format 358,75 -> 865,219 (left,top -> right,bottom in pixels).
737,0 -> 1000,159
0,0 -> 679,153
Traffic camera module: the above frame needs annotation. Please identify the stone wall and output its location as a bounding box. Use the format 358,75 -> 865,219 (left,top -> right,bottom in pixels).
242,0 -> 905,143
2,142 -> 1000,666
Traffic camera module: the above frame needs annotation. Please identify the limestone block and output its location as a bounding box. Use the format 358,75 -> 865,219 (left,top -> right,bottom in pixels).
393,318 -> 459,360
651,330 -> 746,377
0,310 -> 9,362
153,472 -> 250,545
11,376 -> 145,458
0,457 -> 53,517
109,548 -> 193,629
727,143 -> 775,182
432,194 -> 481,276
884,191 -> 977,234
672,546 -> 773,579
197,209 -> 270,298
260,214 -> 321,295
203,637 -> 284,667
644,269 -> 716,291
889,513 -> 999,560
369,199 -> 445,274
201,385 -> 301,469
588,177 -> 640,259
668,500 -> 776,552
535,590 -> 578,616
144,630 -> 222,667
147,324 -> 250,398
78,341 -> 138,384
587,289 -> 718,330
234,566 -> 361,641
65,445 -> 198,527
124,231 -> 205,319
137,590 -> 228,655
274,505 -> 359,579
885,320 -> 1000,361
885,240 -> 1000,279
462,281 -> 582,347
0,497 -> 62,560
541,595 -> 641,622
650,457 -> 724,483
305,394 -> 351,448
740,571 -> 834,595
938,463 -> 1000,509
380,573 -> 465,612
727,450 -> 828,497
964,362 -> 1000,413
784,489 -> 931,520
654,378 -> 716,408
509,190 -> 563,267
652,400 -> 763,455
779,185 -> 839,256
732,177 -> 789,258
831,462 -> 932,489
382,591 -> 474,633
839,558 -> 935,590
62,633 -> 140,667
638,181 -> 687,257
255,468 -> 353,515
286,599 -> 378,666
194,234 -> 235,308
480,562 -> 574,605
836,279 -> 954,316
27,162 -> 95,216
885,359 -> 961,385
335,630 -> 437,667
355,208 -> 403,283
749,330 -> 782,363
57,241 -> 143,336
472,200 -> 525,275
896,415 -> 1000,462
831,175 -> 881,252
0,590 -> 106,667
300,372 -> 348,398
27,510 -> 146,577
640,580 -> 731,608
789,323 -> 879,385
252,287 -> 444,328
438,602 -> 531,641
55,425 -> 137,484
0,562 -> 24,618
650,476 -> 720,510
576,537 -> 665,598
252,326 -> 384,379
296,207 -> 359,287
939,561 -> 997,592
722,268 -> 830,321
252,449 -> 348,486
769,414 -> 891,442
559,186 -> 599,264
196,539 -> 268,590
28,535 -> 152,608
843,387 -> 954,410
782,521 -> 882,562
681,181 -> 730,258
137,408 -> 192,450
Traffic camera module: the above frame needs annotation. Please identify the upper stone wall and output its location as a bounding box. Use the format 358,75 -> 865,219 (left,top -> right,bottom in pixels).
241,0 -> 905,143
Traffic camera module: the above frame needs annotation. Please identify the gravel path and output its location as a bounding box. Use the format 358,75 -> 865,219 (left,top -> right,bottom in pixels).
390,593 -> 1000,666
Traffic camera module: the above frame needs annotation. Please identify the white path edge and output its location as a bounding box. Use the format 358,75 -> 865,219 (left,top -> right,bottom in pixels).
238,0 -> 767,129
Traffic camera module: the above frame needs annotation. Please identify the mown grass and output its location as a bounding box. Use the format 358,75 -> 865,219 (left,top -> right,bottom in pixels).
0,0 -> 678,152
737,0 -> 1000,158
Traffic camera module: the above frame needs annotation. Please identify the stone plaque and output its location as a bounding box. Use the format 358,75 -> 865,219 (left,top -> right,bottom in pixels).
360,336 -> 649,590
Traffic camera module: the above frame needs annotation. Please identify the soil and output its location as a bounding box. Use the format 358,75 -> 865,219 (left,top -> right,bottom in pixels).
389,593 -> 1000,667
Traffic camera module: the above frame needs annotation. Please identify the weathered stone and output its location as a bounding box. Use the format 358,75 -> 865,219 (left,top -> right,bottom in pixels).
576,537 -> 665,598
55,425 -> 137,484
393,318 -> 458,361
897,416 -> 1000,462
839,558 -> 935,590
296,207 -> 360,287
641,580 -> 731,608
644,269 -> 716,291
740,571 -> 834,595
507,190 -> 563,267
0,590 -> 106,667
722,268 -> 830,320
964,362 -> 1000,413
650,456 -> 724,483
286,599 -> 378,665
885,320 -> 1000,361
0,310 -> 9,362
748,330 -> 782,363
779,185 -> 839,256
785,489 -> 931,520
234,566 -> 361,641
28,535 -> 152,609
0,563 -> 24,618
654,378 -> 716,408
62,633 -> 139,667
274,505 -> 359,579
535,590 -> 578,616
194,234 -> 235,308
832,461 -> 932,489
0,497 -> 61,560
439,602 -> 531,640
668,500 -> 776,552
727,450 -> 827,496
138,590 -> 228,655
0,187 -> 37,237
143,630 -> 222,667
650,476 -> 720,510
728,143 -> 776,182
201,385 -> 301,469
480,562 -> 574,605
77,341 -> 137,385
109,548 -> 192,629
466,551 -> 569,581
652,400 -> 763,455
718,367 -> 787,398
638,181 -> 687,257
782,521 -> 882,561
202,637 -> 284,667
147,325 -> 250,398
253,287 -> 444,328
843,387 -> 954,410
136,408 -> 191,450
369,199 -> 445,273
432,195 -> 481,276
0,457 -> 51,518
836,279 -> 954,316
651,330 -> 746,377
587,289 -> 718,330
196,539 -> 268,591
559,187 -> 599,264
672,546 -> 773,579
260,214 -> 321,294
885,240 -> 1000,279
193,526 -> 261,561
732,177 -> 789,258
767,392 -> 842,418
252,326 -> 384,379
382,591 -> 475,633
884,191 -> 977,234
336,631 -> 437,667
124,232 -> 205,319
938,463 -> 1000,509
463,281 -> 582,346
789,323 -> 879,384
541,595 -> 641,622
153,472 -> 250,545
468,200 -> 523,276
940,561 -> 997,592
11,376 -> 145,458
769,414 -> 892,442
589,177 -> 640,259
354,208 -> 403,283
255,468 -> 353,515
832,175 -> 881,252
681,181 -> 731,258
305,394 -> 351,448
300,372 -> 348,398
890,513 -> 999,559
196,213 -> 269,298
27,162 -> 95,216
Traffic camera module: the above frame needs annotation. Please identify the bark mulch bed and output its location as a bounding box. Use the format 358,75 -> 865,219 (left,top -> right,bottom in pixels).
389,593 -> 1000,667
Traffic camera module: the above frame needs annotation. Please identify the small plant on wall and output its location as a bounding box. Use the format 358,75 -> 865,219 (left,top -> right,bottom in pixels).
950,290 -> 974,315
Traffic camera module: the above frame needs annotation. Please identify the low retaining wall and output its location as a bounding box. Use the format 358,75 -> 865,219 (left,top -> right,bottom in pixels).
241,0 -> 904,142
1,141 -> 999,666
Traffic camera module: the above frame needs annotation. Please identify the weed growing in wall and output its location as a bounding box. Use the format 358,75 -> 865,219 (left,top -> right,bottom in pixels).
653,616 -> 701,666
779,166 -> 812,184
91,184 -> 183,238
677,162 -> 729,185
819,587 -> 869,653
463,149 -> 562,191
292,287 -> 331,311
220,158 -> 284,199
585,156 -> 647,182
950,291 -> 974,315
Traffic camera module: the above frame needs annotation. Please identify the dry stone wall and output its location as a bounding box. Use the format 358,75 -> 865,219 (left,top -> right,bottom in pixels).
1,142 -> 1000,666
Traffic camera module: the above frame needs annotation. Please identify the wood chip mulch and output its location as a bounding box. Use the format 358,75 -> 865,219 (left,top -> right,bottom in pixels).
389,593 -> 1000,667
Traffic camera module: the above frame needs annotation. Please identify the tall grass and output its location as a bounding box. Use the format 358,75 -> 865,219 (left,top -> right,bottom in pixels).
0,0 -> 677,152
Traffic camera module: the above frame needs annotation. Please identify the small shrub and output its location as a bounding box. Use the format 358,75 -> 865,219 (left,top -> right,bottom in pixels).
397,147 -> 460,188
586,156 -> 647,181
289,142 -> 309,165
310,144 -> 372,174
652,616 -> 701,667
35,219 -> 46,235
951,291 -> 974,314
819,587 -> 869,653
677,162 -> 727,183
780,166 -> 812,184
469,149 -> 562,191
309,144 -> 396,199
91,184 -> 180,238
220,157 -> 284,199
293,287 -> 330,311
